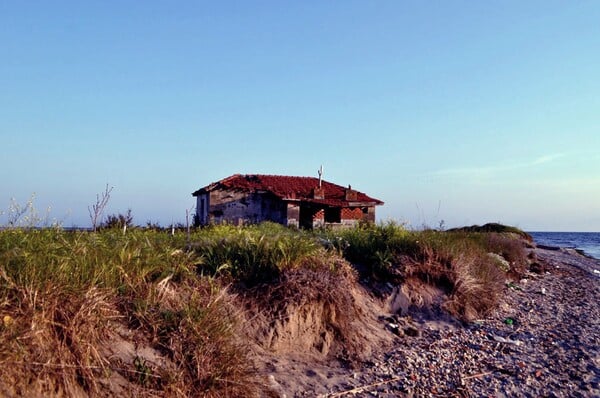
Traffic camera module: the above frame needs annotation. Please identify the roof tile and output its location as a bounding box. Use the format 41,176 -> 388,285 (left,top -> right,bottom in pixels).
193,174 -> 383,206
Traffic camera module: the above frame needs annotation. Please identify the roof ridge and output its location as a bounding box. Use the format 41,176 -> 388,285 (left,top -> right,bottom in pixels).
241,173 -> 317,178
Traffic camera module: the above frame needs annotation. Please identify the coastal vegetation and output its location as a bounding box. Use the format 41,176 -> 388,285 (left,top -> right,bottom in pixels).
0,219 -> 531,396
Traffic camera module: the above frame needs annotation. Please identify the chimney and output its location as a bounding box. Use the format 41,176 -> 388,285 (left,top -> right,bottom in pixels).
345,185 -> 357,201
313,187 -> 325,199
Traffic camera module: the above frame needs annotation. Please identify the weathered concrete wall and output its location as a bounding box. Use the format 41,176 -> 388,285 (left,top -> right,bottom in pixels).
364,206 -> 376,223
286,203 -> 300,228
203,189 -> 287,225
195,193 -> 210,225
261,194 -> 288,225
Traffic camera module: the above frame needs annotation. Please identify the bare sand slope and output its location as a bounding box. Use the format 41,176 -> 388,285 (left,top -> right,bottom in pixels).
266,247 -> 600,397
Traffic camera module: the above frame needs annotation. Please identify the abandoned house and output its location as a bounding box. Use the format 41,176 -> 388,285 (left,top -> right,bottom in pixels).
192,174 -> 384,229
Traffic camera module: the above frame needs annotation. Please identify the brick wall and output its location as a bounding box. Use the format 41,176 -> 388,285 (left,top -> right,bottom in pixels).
341,207 -> 364,220
313,209 -> 324,220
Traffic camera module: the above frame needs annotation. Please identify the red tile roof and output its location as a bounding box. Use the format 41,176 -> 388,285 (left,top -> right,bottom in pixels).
193,174 -> 383,207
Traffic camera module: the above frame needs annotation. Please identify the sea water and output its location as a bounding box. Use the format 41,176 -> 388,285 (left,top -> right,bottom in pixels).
529,232 -> 600,260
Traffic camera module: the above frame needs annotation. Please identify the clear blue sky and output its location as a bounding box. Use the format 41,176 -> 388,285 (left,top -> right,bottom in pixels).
1,1 -> 599,231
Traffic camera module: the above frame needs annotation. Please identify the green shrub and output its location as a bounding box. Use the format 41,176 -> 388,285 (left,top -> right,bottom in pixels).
483,233 -> 528,277
191,222 -> 323,286
100,209 -> 134,230
447,223 -> 532,241
321,221 -> 417,279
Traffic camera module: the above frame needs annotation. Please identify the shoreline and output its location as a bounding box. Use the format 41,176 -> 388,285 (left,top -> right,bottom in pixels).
529,231 -> 600,263
536,243 -> 599,261
533,245 -> 600,278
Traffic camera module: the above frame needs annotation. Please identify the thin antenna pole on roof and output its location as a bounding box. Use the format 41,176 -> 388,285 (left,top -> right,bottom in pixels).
318,165 -> 323,188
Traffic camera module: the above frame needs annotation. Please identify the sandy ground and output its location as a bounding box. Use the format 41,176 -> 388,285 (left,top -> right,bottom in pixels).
265,247 -> 600,397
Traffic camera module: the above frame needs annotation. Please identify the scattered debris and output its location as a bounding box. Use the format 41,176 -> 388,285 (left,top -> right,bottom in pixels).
323,376 -> 403,397
387,323 -> 402,336
491,334 -> 523,346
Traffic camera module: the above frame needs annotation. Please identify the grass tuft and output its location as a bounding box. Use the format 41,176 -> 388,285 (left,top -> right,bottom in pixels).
191,223 -> 321,286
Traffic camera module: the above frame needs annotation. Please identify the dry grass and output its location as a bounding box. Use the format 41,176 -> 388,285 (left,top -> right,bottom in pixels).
399,240 -> 506,321
0,222 -> 532,396
0,229 -> 264,397
444,253 -> 506,321
119,277 -> 261,397
484,233 -> 528,278
238,255 -> 365,360
326,224 -> 529,321
0,280 -> 117,396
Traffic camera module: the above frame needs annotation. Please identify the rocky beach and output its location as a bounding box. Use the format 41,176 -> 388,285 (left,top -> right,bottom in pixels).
266,246 -> 600,397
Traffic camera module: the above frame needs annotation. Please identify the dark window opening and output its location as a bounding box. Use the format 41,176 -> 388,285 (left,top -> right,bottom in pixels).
324,208 -> 341,223
299,206 -> 316,229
